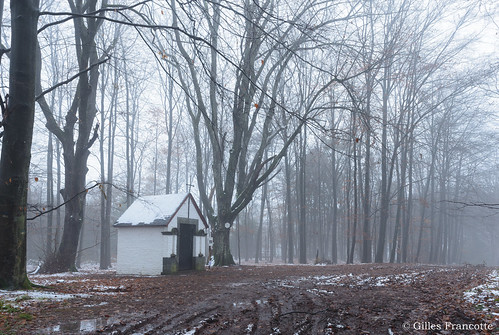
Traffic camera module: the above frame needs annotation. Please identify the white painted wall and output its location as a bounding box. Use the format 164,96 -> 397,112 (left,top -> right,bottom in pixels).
165,234 -> 176,256
193,235 -> 206,257
116,226 -> 167,275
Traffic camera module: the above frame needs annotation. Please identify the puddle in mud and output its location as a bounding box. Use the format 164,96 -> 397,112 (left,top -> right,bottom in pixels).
38,317 -> 116,334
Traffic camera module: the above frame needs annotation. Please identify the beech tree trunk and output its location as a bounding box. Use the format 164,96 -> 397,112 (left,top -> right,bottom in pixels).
0,0 -> 39,289
212,224 -> 235,266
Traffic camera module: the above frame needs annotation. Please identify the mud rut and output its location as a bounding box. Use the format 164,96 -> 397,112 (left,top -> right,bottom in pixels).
78,264 -> 491,335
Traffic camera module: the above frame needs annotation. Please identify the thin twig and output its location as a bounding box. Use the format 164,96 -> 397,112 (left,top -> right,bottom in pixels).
27,182 -> 101,221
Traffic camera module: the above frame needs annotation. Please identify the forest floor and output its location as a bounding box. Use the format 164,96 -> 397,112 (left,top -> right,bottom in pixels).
0,263 -> 497,334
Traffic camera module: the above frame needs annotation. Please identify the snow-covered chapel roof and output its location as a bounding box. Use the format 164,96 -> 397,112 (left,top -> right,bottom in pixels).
114,193 -> 207,227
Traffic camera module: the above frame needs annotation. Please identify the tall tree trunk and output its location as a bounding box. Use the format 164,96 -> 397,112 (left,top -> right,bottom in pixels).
299,131 -> 307,264
236,215 -> 241,265
428,166 -> 436,263
125,63 -> 133,207
266,192 -> 274,263
255,177 -> 267,263
390,154 -> 405,263
331,133 -> 338,264
99,66 -> 107,269
375,65 -> 391,263
281,193 -> 287,262
104,84 -> 117,268
55,91 -> 63,249
98,61 -> 116,270
152,125 -> 158,195
57,152 -> 91,272
401,136 -> 414,262
415,138 -> 437,262
75,216 -> 85,268
347,132 -> 359,264
256,150 -> 270,263
285,153 -> 294,264
163,66 -> 174,194
0,0 -> 39,289
362,101 -> 372,264
46,133 -> 54,254
346,145 -> 352,263
361,132 -> 372,263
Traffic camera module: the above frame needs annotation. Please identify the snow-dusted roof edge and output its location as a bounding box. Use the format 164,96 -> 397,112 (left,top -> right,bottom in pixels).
114,193 -> 209,229
166,193 -> 209,229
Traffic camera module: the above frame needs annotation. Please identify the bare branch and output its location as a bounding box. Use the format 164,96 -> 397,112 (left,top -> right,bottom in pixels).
35,56 -> 110,102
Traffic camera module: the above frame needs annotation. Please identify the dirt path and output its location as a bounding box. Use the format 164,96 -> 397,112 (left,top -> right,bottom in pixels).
2,264 -> 497,334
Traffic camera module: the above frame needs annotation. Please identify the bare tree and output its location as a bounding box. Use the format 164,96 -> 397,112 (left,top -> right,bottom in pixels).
166,0 -> 359,265
36,0 -> 108,272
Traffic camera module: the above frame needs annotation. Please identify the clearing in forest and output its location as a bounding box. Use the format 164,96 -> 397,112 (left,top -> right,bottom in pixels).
0,263 -> 497,334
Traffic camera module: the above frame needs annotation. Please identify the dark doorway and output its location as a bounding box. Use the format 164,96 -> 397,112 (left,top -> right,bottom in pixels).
178,223 -> 195,270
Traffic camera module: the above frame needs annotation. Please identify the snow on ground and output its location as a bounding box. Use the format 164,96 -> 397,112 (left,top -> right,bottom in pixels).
28,262 -> 116,286
0,262 -> 118,309
0,290 -> 90,311
276,270 -> 436,290
464,270 -> 499,316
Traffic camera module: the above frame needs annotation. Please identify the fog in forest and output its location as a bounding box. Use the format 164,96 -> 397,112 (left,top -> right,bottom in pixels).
0,0 -> 497,272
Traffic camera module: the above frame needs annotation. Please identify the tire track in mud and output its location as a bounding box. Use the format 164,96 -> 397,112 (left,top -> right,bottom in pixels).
269,278 -> 342,335
102,273 -> 421,334
30,265 -> 492,335
104,280 -> 334,334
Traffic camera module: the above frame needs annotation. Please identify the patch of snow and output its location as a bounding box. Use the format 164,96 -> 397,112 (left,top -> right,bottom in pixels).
464,270 -> 499,314
92,285 -> 127,292
29,276 -> 94,286
326,322 -> 346,330
79,319 -> 99,332
307,288 -> 334,295
28,262 -> 116,285
83,302 -> 109,307
50,325 -> 61,332
0,290 -> 90,309
276,270 -> 433,291
78,262 -> 116,272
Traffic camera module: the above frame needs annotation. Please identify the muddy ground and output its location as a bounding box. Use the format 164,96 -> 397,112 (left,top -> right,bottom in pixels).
1,264 -> 497,334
